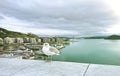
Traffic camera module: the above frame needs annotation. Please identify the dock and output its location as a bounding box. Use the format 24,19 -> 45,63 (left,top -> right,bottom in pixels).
0,58 -> 120,76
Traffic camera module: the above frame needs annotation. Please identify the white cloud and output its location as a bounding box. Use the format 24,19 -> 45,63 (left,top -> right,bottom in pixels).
104,0 -> 120,17
102,0 -> 120,35
0,0 -> 118,36
0,15 -> 78,35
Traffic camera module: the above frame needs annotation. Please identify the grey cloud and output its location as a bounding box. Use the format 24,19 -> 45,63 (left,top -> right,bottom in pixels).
0,0 -> 117,36
0,16 -> 3,19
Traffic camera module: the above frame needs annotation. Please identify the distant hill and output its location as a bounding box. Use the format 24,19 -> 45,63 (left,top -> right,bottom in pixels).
105,35 -> 120,40
84,36 -> 108,39
83,35 -> 120,40
0,28 -> 39,38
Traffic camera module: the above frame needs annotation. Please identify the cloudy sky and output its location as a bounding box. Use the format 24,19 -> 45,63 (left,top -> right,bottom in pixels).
0,0 -> 120,36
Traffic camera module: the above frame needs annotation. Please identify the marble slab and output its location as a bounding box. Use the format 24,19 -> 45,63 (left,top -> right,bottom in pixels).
85,64 -> 120,76
0,58 -> 89,76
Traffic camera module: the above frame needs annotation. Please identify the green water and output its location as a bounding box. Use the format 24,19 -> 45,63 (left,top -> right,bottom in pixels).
53,39 -> 120,65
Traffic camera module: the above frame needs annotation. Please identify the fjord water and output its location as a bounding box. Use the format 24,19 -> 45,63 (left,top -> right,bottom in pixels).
53,39 -> 120,65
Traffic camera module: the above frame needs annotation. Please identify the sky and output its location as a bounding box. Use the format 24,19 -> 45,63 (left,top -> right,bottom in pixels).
0,0 -> 120,36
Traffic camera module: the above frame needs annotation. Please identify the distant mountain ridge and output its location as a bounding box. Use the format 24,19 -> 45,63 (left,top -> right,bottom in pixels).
0,28 -> 39,38
105,35 -> 120,39
83,36 -> 108,39
1,28 -> 120,40
83,35 -> 120,40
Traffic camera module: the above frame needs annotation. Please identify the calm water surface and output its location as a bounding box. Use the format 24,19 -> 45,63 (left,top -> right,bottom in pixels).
53,39 -> 120,65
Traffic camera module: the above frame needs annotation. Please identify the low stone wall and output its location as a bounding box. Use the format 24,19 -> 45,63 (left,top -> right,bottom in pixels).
0,38 -> 3,45
0,37 -> 65,45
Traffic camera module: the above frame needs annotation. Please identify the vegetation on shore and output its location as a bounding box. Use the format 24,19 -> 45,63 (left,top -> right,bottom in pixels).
0,28 -> 39,38
83,36 -> 107,39
0,28 -> 69,46
105,35 -> 120,40
83,35 -> 120,40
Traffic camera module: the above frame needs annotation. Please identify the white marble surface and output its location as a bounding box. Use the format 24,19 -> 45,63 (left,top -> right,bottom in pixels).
85,64 -> 120,76
0,58 -> 88,76
1,58 -> 120,76
0,58 -> 44,76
